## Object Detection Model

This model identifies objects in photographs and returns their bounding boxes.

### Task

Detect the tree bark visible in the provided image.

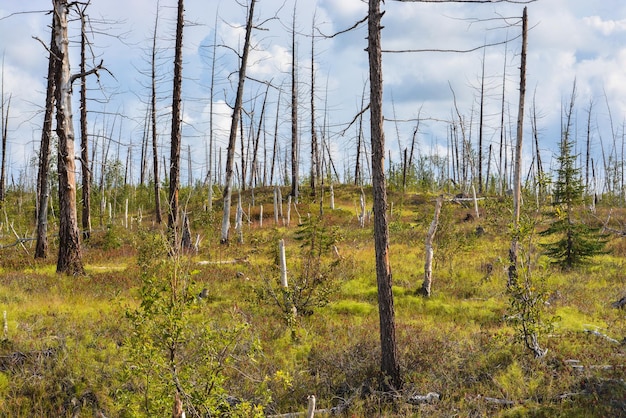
[508,6,527,287]
[221,0,256,243]
[35,15,57,259]
[53,0,84,275]
[79,5,92,240]
[368,0,401,390]
[0,63,8,203]
[310,15,320,196]
[290,4,299,201]
[168,0,184,251]
[151,3,163,224]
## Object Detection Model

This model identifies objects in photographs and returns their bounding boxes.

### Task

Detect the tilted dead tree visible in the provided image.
[221,0,256,244]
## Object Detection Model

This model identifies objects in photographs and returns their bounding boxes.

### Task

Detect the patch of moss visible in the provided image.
[330,300,375,316]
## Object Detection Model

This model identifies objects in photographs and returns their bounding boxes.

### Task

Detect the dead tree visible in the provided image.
[368,0,401,390]
[151,2,163,223]
[77,3,92,240]
[0,61,8,203]
[221,0,256,244]
[35,14,57,259]
[53,0,94,275]
[310,13,321,196]
[290,2,299,201]
[508,6,527,287]
[168,0,184,251]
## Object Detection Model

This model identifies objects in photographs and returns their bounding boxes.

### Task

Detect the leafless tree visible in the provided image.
[290,2,299,201]
[0,57,9,203]
[35,14,57,259]
[221,0,256,244]
[368,0,401,390]
[168,0,184,251]
[151,2,163,224]
[77,2,92,240]
[508,6,528,287]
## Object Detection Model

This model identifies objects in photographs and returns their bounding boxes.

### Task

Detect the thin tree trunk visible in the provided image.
[221,0,256,243]
[270,88,281,186]
[478,48,486,194]
[508,6,527,287]
[168,0,184,251]
[35,15,57,259]
[290,4,299,201]
[310,14,320,196]
[585,100,593,194]
[0,59,8,203]
[151,2,163,223]
[79,6,92,240]
[499,42,508,195]
[368,0,401,390]
[53,0,84,275]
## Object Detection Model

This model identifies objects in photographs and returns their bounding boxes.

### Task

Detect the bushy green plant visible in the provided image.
[122,229,266,417]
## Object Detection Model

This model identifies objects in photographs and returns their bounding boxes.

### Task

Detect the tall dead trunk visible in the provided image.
[221,0,256,243]
[585,100,593,194]
[309,14,320,196]
[168,0,184,251]
[368,0,401,390]
[0,60,8,203]
[270,88,281,186]
[250,84,269,189]
[78,5,92,240]
[35,15,57,259]
[53,0,84,275]
[508,6,527,287]
[207,13,218,211]
[151,3,163,224]
[290,4,299,201]
[478,48,486,194]
[499,42,508,195]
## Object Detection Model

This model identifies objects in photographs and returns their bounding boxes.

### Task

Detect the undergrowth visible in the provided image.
[0,185,624,416]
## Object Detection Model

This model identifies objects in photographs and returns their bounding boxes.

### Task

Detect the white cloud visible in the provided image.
[584,16,626,36]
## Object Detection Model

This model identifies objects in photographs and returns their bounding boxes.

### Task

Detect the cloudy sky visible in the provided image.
[1,0,625,189]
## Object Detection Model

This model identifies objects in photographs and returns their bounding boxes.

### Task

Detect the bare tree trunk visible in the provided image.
[0,61,8,203]
[221,0,256,243]
[35,16,57,259]
[151,2,163,223]
[368,0,401,390]
[508,7,527,287]
[499,42,508,195]
[585,100,593,194]
[207,14,218,211]
[478,48,486,194]
[310,14,320,196]
[531,90,543,198]
[250,84,269,189]
[420,196,443,297]
[270,88,281,186]
[290,4,299,202]
[168,0,184,251]
[78,5,92,240]
[53,0,84,275]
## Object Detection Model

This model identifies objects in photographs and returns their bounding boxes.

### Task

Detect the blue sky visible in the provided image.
[1,0,625,190]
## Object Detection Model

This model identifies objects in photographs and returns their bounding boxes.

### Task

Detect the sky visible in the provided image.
[1,0,626,190]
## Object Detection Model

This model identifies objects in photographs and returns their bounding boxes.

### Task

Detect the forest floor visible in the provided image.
[0,185,624,417]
